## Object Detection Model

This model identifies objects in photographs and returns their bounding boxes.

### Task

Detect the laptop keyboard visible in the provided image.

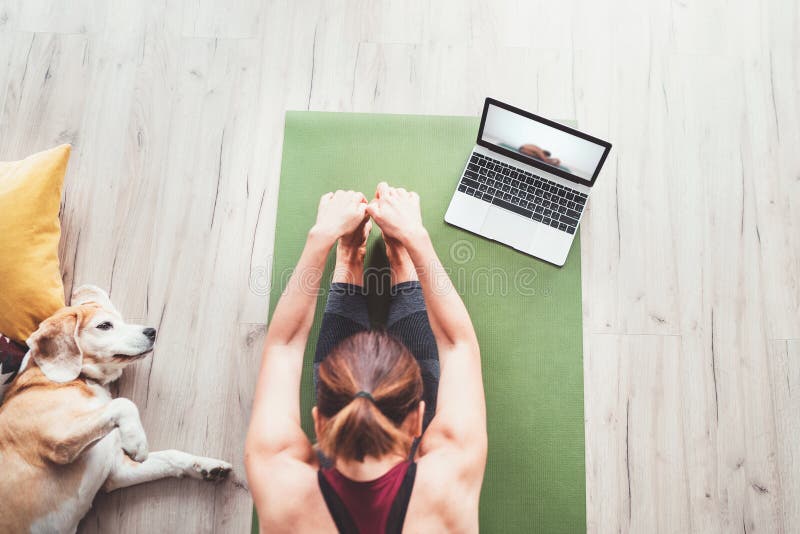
[458,153,587,234]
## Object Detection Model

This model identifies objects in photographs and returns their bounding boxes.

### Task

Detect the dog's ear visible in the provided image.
[26,308,84,383]
[71,285,120,315]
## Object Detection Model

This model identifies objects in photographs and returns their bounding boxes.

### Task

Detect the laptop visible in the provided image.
[445,98,612,266]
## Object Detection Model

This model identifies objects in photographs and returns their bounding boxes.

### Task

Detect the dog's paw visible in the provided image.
[110,398,149,462]
[188,457,233,483]
[120,426,149,462]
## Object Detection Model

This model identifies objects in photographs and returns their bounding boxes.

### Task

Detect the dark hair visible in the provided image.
[316,331,423,462]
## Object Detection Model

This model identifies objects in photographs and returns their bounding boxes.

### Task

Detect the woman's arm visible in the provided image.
[245,230,334,463]
[404,231,486,462]
[367,184,487,470]
[245,191,367,467]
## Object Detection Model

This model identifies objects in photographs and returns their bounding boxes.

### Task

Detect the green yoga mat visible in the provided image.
[256,111,585,533]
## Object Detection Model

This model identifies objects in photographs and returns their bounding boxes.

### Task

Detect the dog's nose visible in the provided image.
[143,328,157,341]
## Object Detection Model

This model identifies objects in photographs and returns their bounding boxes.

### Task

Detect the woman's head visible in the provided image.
[313,331,424,463]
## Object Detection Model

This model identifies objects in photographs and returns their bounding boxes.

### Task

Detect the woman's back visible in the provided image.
[253,445,482,533]
[246,185,486,533]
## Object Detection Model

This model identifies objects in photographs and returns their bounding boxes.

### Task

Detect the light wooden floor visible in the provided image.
[0,1,797,532]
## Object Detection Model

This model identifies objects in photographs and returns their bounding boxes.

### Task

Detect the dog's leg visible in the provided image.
[42,397,147,464]
[103,449,232,491]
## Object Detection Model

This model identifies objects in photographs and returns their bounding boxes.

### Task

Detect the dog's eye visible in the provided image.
[96,322,113,330]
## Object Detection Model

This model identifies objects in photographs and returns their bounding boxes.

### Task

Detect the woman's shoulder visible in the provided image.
[407,454,482,532]
[415,437,486,491]
[250,455,336,532]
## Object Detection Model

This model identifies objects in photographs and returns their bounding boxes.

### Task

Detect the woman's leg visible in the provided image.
[384,237,440,431]
[313,220,372,390]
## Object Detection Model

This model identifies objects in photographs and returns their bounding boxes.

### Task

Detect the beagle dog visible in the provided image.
[0,286,232,533]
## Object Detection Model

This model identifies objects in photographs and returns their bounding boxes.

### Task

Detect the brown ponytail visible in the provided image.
[316,331,423,462]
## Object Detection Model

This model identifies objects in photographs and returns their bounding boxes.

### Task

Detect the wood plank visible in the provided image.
[16,0,107,34]
[584,334,694,533]
[0,32,91,158]
[767,339,800,533]
[181,0,263,39]
[585,331,792,533]
[0,0,19,32]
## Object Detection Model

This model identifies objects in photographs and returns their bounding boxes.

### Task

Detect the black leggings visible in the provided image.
[313,281,440,430]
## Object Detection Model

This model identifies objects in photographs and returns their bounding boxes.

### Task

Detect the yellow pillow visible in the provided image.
[0,145,70,343]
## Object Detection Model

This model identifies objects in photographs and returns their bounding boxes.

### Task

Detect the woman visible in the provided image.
[245,182,487,533]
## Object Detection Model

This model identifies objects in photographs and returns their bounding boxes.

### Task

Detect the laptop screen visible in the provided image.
[477,98,611,186]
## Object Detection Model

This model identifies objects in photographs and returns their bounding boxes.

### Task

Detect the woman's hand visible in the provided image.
[310,190,368,244]
[366,182,426,245]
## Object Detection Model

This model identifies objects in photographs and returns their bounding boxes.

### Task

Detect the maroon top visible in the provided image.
[320,461,413,533]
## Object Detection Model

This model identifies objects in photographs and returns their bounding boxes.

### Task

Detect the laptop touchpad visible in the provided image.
[480,208,533,249]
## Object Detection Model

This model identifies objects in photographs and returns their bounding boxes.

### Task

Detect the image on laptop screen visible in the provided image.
[481,103,606,181]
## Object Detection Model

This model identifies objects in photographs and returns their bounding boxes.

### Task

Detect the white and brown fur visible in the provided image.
[0,286,232,534]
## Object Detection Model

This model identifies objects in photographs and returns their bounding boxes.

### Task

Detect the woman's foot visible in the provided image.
[372,183,418,286]
[332,218,371,285]
[384,234,417,286]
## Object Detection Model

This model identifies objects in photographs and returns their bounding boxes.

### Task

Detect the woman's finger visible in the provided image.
[366,200,380,218]
[375,182,390,199]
